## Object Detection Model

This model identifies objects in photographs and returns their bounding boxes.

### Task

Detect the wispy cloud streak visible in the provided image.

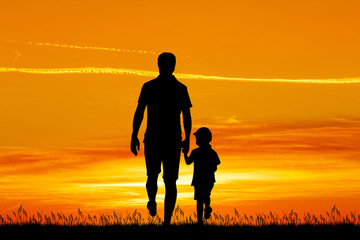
[199,117,360,161]
[27,41,158,55]
[1,67,360,84]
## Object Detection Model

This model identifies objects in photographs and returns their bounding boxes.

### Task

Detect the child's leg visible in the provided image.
[204,184,214,219]
[204,197,212,219]
[204,197,210,209]
[196,200,204,223]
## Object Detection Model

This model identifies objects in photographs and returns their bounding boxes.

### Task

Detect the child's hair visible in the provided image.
[194,127,212,143]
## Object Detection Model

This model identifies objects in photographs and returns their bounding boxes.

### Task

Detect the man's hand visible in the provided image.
[131,136,140,156]
[181,138,190,155]
[131,103,145,156]
[182,107,191,155]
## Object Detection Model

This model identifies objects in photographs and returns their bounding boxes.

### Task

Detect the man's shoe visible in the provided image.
[147,201,157,217]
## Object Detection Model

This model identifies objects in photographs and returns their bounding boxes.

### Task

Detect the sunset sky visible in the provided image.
[1,0,360,216]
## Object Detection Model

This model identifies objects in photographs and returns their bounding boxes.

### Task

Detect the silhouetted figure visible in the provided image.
[184,127,220,225]
[131,52,192,225]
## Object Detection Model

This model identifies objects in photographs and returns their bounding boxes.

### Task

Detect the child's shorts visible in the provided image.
[194,182,214,201]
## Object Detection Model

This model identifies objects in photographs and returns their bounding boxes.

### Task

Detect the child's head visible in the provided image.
[194,127,212,147]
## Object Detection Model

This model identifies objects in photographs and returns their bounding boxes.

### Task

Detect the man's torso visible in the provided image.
[138,75,192,143]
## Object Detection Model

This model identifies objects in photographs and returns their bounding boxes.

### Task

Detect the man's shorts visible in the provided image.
[144,140,181,182]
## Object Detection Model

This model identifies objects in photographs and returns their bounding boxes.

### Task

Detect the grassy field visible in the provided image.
[1,205,359,235]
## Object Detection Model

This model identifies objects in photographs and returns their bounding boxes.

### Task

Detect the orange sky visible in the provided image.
[1,0,360,216]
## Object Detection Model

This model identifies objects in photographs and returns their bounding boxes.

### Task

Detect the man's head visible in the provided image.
[158,52,176,75]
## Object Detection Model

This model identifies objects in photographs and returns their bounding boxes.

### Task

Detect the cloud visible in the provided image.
[195,117,360,162]
[0,145,131,175]
[27,41,159,55]
[1,117,359,177]
[1,67,360,84]
[2,40,360,84]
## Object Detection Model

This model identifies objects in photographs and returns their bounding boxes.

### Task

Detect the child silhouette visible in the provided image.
[184,127,221,224]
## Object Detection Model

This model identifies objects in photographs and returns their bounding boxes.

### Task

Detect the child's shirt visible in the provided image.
[186,144,221,186]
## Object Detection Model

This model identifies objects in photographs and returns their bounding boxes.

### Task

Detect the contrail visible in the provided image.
[1,67,360,84]
[0,67,157,77]
[27,41,158,55]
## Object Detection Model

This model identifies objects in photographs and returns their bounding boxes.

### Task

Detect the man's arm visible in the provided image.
[182,107,192,154]
[131,103,146,156]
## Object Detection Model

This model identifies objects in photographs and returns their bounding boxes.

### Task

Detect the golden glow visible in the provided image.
[1,117,360,214]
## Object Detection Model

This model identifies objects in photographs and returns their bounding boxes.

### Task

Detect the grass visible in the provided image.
[1,204,359,235]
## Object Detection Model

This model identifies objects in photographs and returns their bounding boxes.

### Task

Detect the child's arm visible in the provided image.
[212,151,221,172]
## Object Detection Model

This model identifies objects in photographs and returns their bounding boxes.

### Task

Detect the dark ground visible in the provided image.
[1,224,359,238]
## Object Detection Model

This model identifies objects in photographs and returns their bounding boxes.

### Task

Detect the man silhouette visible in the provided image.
[131,52,192,225]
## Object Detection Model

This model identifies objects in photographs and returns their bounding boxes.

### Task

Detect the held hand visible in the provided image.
[131,136,140,156]
[181,138,190,155]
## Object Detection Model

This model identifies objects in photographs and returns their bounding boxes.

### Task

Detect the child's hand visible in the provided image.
[183,151,192,165]
[181,138,190,155]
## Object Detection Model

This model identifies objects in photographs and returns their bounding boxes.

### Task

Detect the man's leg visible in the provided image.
[162,141,181,225]
[146,174,158,216]
[146,174,158,203]
[144,142,161,217]
[163,179,177,225]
